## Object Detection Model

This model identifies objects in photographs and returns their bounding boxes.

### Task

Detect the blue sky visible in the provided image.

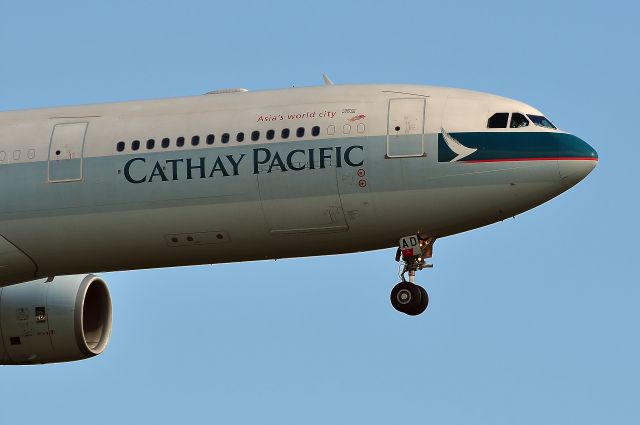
[0,1,637,424]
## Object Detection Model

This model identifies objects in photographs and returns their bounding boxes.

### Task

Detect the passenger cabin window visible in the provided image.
[177,137,185,147]
[312,126,320,137]
[487,113,509,128]
[117,141,125,152]
[132,140,140,151]
[221,133,230,144]
[147,139,155,150]
[206,134,215,145]
[192,135,200,146]
[161,138,170,148]
[251,131,260,141]
[236,132,245,142]
[510,113,529,128]
[281,128,290,139]
[296,127,305,138]
[528,114,557,129]
[266,130,275,140]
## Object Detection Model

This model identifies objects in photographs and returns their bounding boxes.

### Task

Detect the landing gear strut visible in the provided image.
[390,235,436,316]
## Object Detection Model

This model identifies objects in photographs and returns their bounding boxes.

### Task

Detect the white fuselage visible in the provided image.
[0,84,597,287]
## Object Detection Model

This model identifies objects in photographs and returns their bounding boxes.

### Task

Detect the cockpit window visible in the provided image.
[510,113,529,128]
[527,114,557,129]
[487,113,509,128]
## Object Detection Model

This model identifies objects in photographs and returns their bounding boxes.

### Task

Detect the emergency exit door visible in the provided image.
[48,122,88,182]
[387,98,426,158]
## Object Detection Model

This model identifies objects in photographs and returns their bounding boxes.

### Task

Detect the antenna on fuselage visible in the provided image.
[322,73,334,86]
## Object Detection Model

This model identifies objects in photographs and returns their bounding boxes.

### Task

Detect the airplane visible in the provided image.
[0,79,597,365]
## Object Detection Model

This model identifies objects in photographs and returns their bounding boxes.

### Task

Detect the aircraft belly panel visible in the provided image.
[0,234,37,287]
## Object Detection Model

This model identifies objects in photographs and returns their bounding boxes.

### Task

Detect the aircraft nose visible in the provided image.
[557,135,598,189]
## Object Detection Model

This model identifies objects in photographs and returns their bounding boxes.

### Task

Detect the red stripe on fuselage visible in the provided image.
[462,157,598,163]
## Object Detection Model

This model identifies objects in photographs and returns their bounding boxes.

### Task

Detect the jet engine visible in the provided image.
[0,274,112,365]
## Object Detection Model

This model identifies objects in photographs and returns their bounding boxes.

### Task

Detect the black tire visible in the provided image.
[390,282,422,314]
[405,285,428,316]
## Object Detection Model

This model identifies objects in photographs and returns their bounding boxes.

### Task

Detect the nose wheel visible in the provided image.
[391,235,435,316]
[390,282,429,315]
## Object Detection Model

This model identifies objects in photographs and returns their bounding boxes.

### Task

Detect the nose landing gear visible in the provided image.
[390,235,435,316]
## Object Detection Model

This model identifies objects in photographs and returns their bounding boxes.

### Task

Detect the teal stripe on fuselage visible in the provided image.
[0,132,566,220]
[438,132,598,162]
[0,136,373,218]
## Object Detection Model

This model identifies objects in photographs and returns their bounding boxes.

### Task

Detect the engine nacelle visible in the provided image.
[0,274,112,365]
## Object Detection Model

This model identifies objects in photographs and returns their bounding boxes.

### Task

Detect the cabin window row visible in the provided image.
[117,126,321,152]
[0,149,36,162]
[115,123,366,152]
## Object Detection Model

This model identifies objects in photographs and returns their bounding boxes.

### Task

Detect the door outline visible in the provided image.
[258,164,349,236]
[48,122,88,183]
[386,98,426,158]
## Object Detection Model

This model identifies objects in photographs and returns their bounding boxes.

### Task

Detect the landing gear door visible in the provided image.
[48,122,88,183]
[386,98,426,158]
